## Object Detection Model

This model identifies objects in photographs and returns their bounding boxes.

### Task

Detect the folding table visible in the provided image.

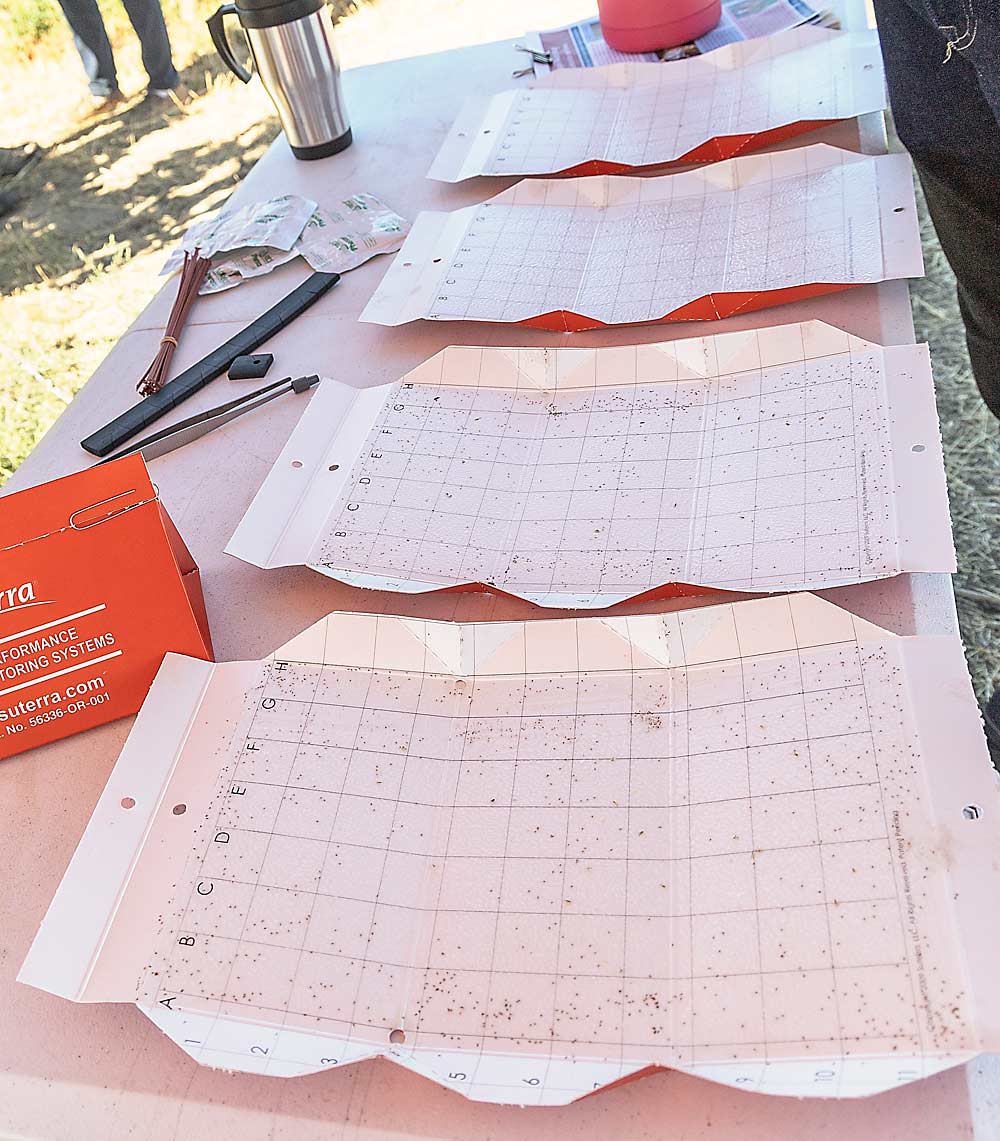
[3,1,997,1135]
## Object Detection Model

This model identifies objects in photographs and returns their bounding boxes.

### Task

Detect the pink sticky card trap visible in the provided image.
[364,145,923,332]
[226,321,955,605]
[18,595,999,1106]
[428,29,885,183]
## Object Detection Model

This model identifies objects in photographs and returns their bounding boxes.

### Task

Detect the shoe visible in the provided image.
[78,89,127,121]
[144,82,192,107]
[984,690,1000,769]
[0,188,21,221]
[0,143,40,178]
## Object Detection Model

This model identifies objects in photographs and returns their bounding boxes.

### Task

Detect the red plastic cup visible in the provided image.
[597,0,723,52]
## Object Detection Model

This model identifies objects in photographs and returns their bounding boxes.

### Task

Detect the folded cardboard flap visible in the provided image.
[542,120,836,179]
[884,344,957,575]
[898,635,1000,1051]
[225,378,385,571]
[160,504,214,659]
[518,282,860,331]
[17,653,217,1001]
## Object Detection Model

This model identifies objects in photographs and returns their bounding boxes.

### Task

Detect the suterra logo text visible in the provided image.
[0,581,42,615]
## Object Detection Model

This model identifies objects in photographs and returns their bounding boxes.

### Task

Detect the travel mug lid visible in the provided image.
[234,0,323,27]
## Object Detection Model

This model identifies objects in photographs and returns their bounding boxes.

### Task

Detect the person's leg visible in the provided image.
[0,189,21,222]
[0,144,40,178]
[873,0,1000,417]
[985,691,1000,766]
[120,0,180,93]
[55,0,120,97]
[918,161,1000,417]
[876,0,1000,764]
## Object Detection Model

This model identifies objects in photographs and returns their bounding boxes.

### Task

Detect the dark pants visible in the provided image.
[874,0,1000,418]
[57,0,179,96]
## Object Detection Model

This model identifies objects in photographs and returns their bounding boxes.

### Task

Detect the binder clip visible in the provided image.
[513,43,553,78]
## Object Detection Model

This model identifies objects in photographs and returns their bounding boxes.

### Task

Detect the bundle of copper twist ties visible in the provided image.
[136,249,213,396]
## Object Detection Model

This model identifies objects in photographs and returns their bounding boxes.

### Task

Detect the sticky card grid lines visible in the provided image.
[311,345,897,601]
[482,56,806,175]
[421,161,882,326]
[144,607,942,1102]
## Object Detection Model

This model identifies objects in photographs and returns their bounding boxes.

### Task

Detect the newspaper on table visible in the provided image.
[525,14,661,67]
[695,0,824,52]
[363,145,924,331]
[160,193,410,294]
[431,29,885,182]
[524,0,822,72]
[19,595,1000,1104]
[226,322,955,605]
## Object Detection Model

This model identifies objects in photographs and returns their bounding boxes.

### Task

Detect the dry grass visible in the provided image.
[0,7,283,477]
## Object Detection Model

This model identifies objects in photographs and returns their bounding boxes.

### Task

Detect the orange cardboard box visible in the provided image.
[0,455,213,758]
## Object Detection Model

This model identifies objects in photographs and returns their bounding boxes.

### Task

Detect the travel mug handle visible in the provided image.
[207,4,253,84]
